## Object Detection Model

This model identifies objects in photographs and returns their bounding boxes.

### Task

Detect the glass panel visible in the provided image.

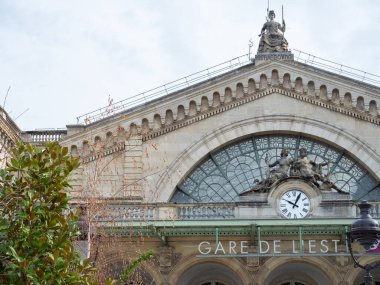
[225,144,241,159]
[171,191,197,203]
[282,137,297,149]
[255,137,269,149]
[239,139,254,153]
[200,159,217,174]
[225,155,258,194]
[172,134,378,203]
[214,150,229,164]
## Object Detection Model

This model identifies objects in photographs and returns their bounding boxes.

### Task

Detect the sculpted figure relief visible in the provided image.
[257,10,288,53]
[245,148,292,193]
[291,148,344,193]
[291,148,328,183]
[267,148,293,181]
[241,147,344,194]
[292,148,328,179]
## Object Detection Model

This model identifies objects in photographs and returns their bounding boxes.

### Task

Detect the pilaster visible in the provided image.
[124,135,143,200]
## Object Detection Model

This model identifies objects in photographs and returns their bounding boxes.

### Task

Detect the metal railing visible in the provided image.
[76,54,252,125]
[76,50,380,126]
[293,49,380,87]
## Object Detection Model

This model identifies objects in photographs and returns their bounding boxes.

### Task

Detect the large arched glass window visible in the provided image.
[171,134,379,203]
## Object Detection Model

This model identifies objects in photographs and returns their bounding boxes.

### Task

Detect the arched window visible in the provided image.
[171,134,379,203]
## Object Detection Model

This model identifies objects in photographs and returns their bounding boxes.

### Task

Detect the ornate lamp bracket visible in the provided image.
[348,201,380,285]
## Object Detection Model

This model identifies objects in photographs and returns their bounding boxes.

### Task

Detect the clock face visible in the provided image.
[279,190,310,219]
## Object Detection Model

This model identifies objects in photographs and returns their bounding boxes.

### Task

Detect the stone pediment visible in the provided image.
[61,59,380,155]
[58,58,380,201]
[142,86,380,142]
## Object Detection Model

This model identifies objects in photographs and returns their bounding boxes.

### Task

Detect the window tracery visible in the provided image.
[171,134,379,203]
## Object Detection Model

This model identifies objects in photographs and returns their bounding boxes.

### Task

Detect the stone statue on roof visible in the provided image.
[257,10,288,53]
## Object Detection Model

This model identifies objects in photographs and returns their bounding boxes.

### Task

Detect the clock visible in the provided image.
[279,189,310,219]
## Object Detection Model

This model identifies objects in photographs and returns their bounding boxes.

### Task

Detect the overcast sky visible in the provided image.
[1,0,379,130]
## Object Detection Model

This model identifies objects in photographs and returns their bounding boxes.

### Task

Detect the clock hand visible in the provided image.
[283,199,299,208]
[293,193,301,209]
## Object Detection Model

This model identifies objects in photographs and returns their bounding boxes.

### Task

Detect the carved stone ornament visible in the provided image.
[159,246,172,271]
[246,245,260,271]
[158,246,181,274]
[257,10,288,53]
[240,148,345,195]
[325,255,352,282]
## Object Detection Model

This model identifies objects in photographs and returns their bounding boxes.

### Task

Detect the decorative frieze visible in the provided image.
[142,86,380,142]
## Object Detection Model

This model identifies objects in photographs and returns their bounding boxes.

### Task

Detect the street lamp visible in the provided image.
[348,201,380,285]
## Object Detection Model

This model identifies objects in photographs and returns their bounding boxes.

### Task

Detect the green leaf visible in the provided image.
[1,142,98,284]
[46,252,55,263]
[62,147,68,156]
[8,246,24,263]
[10,158,19,168]
[0,221,9,231]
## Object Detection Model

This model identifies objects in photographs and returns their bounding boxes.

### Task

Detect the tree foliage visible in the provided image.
[0,142,99,284]
[119,250,154,283]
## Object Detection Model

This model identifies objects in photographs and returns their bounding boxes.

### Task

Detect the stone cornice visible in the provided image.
[80,60,379,131]
[81,143,125,164]
[0,114,21,146]
[256,59,380,95]
[60,59,380,147]
[142,87,380,142]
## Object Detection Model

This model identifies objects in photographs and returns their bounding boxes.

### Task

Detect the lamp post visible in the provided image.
[348,201,380,285]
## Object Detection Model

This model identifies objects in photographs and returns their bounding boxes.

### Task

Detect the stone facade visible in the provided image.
[0,107,21,168]
[22,55,380,284]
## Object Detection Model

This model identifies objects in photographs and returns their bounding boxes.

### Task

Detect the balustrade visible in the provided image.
[177,204,235,220]
[88,204,236,221]
[354,202,380,218]
[76,202,377,222]
[103,205,156,221]
[22,130,67,143]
